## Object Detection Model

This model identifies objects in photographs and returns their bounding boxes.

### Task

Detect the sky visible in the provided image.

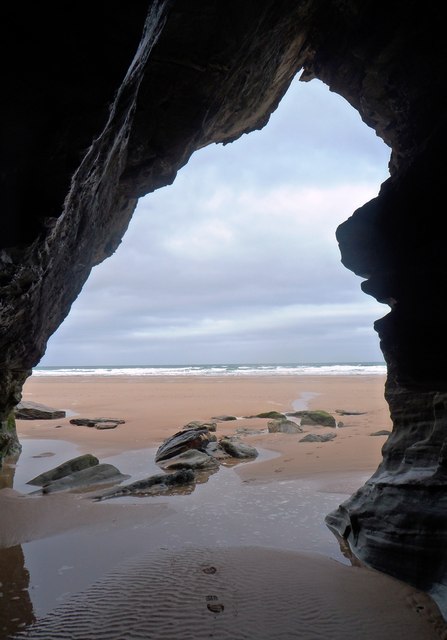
[40,74,391,366]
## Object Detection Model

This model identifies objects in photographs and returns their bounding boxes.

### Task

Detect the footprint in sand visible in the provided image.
[202,566,217,575]
[206,597,225,613]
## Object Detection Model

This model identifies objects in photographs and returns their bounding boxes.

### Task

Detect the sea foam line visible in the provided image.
[31,364,387,377]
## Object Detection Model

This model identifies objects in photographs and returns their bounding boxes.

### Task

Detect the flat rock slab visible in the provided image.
[15,401,66,420]
[299,433,337,443]
[69,417,125,429]
[335,409,368,416]
[210,415,237,421]
[96,469,195,500]
[183,421,217,432]
[370,430,392,436]
[27,453,99,486]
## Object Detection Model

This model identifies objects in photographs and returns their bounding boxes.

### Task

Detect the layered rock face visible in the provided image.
[1,0,447,597]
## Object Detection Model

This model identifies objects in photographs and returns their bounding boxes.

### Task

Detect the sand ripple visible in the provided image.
[13,547,446,640]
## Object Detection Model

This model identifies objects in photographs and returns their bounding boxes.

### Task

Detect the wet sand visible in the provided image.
[2,374,446,639]
[18,374,392,477]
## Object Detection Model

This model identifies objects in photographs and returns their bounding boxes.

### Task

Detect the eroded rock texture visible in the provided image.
[1,0,447,599]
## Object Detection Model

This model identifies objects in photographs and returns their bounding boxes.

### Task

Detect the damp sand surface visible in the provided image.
[1,375,446,639]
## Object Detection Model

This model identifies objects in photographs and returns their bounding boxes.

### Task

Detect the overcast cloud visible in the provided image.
[40,76,391,366]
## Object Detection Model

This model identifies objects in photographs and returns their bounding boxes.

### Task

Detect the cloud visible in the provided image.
[40,77,391,366]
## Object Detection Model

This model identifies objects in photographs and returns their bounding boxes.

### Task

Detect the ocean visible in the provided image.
[31,363,386,377]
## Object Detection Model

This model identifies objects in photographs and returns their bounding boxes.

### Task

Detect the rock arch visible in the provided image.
[2,0,447,597]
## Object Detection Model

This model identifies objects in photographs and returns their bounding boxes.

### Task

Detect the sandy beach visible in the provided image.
[1,374,446,639]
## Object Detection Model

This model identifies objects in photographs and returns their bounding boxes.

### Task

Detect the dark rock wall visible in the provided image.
[2,0,447,597]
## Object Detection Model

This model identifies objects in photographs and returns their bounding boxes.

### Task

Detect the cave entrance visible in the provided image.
[3,73,397,637]
[38,75,390,368]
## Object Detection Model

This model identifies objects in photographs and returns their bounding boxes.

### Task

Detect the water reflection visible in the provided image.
[0,452,20,492]
[0,545,35,638]
[0,440,357,634]
[0,450,34,638]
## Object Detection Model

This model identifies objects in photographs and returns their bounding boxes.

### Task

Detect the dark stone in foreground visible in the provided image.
[41,464,128,494]
[15,401,66,420]
[96,469,195,500]
[27,453,99,486]
[299,433,337,443]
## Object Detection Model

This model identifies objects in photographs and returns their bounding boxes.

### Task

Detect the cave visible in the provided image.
[2,0,447,608]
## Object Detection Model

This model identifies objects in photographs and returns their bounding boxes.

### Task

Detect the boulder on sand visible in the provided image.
[155,427,216,463]
[287,410,336,428]
[15,401,66,420]
[267,419,303,434]
[219,437,258,459]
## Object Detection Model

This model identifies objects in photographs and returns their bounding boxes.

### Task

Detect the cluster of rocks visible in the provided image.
[26,454,129,494]
[95,421,260,500]
[24,406,386,498]
[155,421,258,467]
[253,409,339,443]
[25,419,260,499]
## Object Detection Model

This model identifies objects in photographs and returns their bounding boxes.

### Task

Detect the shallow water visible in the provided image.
[10,547,446,640]
[0,437,365,638]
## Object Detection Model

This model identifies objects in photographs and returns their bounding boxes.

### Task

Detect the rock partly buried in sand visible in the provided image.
[69,417,125,429]
[335,409,367,416]
[267,419,303,434]
[219,437,258,459]
[15,400,66,420]
[183,420,217,432]
[205,441,232,460]
[155,428,216,463]
[96,469,195,500]
[41,464,129,494]
[370,430,392,436]
[27,453,99,486]
[31,451,56,458]
[254,411,285,420]
[235,427,264,435]
[287,410,336,428]
[211,415,237,421]
[158,449,219,471]
[299,433,337,443]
